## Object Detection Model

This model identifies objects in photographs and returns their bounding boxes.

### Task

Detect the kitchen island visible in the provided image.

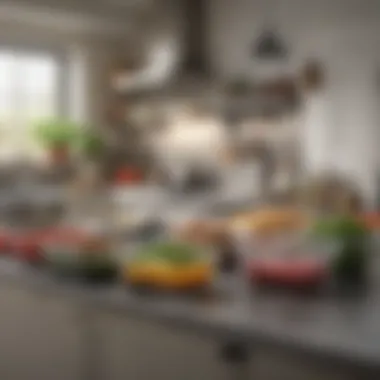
[0,258,378,380]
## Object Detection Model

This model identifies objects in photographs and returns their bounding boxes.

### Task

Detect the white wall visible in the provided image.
[209,0,380,204]
[208,0,380,78]
[0,17,128,127]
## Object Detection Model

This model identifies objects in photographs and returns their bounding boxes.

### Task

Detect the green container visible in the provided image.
[44,245,117,282]
[311,216,370,285]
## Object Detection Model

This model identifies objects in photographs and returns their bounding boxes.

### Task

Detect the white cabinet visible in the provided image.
[0,285,82,380]
[250,348,356,380]
[95,312,229,380]
[0,283,363,380]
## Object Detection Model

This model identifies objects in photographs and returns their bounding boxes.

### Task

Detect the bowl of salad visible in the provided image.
[123,241,214,291]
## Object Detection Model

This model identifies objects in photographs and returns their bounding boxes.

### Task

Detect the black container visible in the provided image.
[333,239,369,287]
[45,249,118,284]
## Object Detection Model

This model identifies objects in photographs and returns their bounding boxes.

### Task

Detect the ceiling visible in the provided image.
[0,0,160,34]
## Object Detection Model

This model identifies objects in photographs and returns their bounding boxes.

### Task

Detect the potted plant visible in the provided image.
[76,128,106,162]
[34,118,80,164]
[74,128,108,187]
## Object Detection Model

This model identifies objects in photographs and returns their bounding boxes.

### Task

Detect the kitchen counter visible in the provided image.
[0,257,379,379]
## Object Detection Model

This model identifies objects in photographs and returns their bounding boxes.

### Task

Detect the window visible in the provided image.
[0,48,63,163]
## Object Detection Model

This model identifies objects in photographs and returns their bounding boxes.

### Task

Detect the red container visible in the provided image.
[114,167,143,185]
[11,228,87,264]
[359,213,380,230]
[0,231,14,254]
[12,237,42,264]
[11,230,51,264]
[249,258,327,288]
[42,228,90,246]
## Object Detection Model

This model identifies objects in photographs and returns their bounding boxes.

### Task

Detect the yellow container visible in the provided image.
[124,261,213,290]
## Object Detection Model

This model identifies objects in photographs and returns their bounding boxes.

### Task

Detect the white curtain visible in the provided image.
[0,49,60,163]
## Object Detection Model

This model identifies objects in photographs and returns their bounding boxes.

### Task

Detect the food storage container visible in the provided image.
[229,208,329,289]
[122,241,214,291]
[44,240,118,282]
[42,230,118,282]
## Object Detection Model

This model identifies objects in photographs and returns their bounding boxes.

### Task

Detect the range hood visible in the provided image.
[113,0,212,94]
[180,0,209,77]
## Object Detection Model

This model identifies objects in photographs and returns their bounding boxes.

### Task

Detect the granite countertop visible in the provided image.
[0,258,380,371]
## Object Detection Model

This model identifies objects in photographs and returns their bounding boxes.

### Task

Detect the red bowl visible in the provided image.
[10,228,73,262]
[0,231,15,254]
[11,236,43,264]
[249,258,327,287]
[12,227,94,264]
[114,168,143,185]
[41,228,90,245]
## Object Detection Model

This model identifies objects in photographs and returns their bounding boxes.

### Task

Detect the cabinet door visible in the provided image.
[250,348,357,380]
[0,285,82,380]
[96,312,229,380]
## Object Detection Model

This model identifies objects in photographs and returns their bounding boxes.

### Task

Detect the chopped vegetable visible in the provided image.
[134,242,205,266]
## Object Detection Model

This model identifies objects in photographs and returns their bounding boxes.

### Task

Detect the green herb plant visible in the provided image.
[135,242,205,266]
[33,118,80,149]
[312,215,370,285]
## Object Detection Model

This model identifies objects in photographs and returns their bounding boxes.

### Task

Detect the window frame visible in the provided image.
[0,42,69,118]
